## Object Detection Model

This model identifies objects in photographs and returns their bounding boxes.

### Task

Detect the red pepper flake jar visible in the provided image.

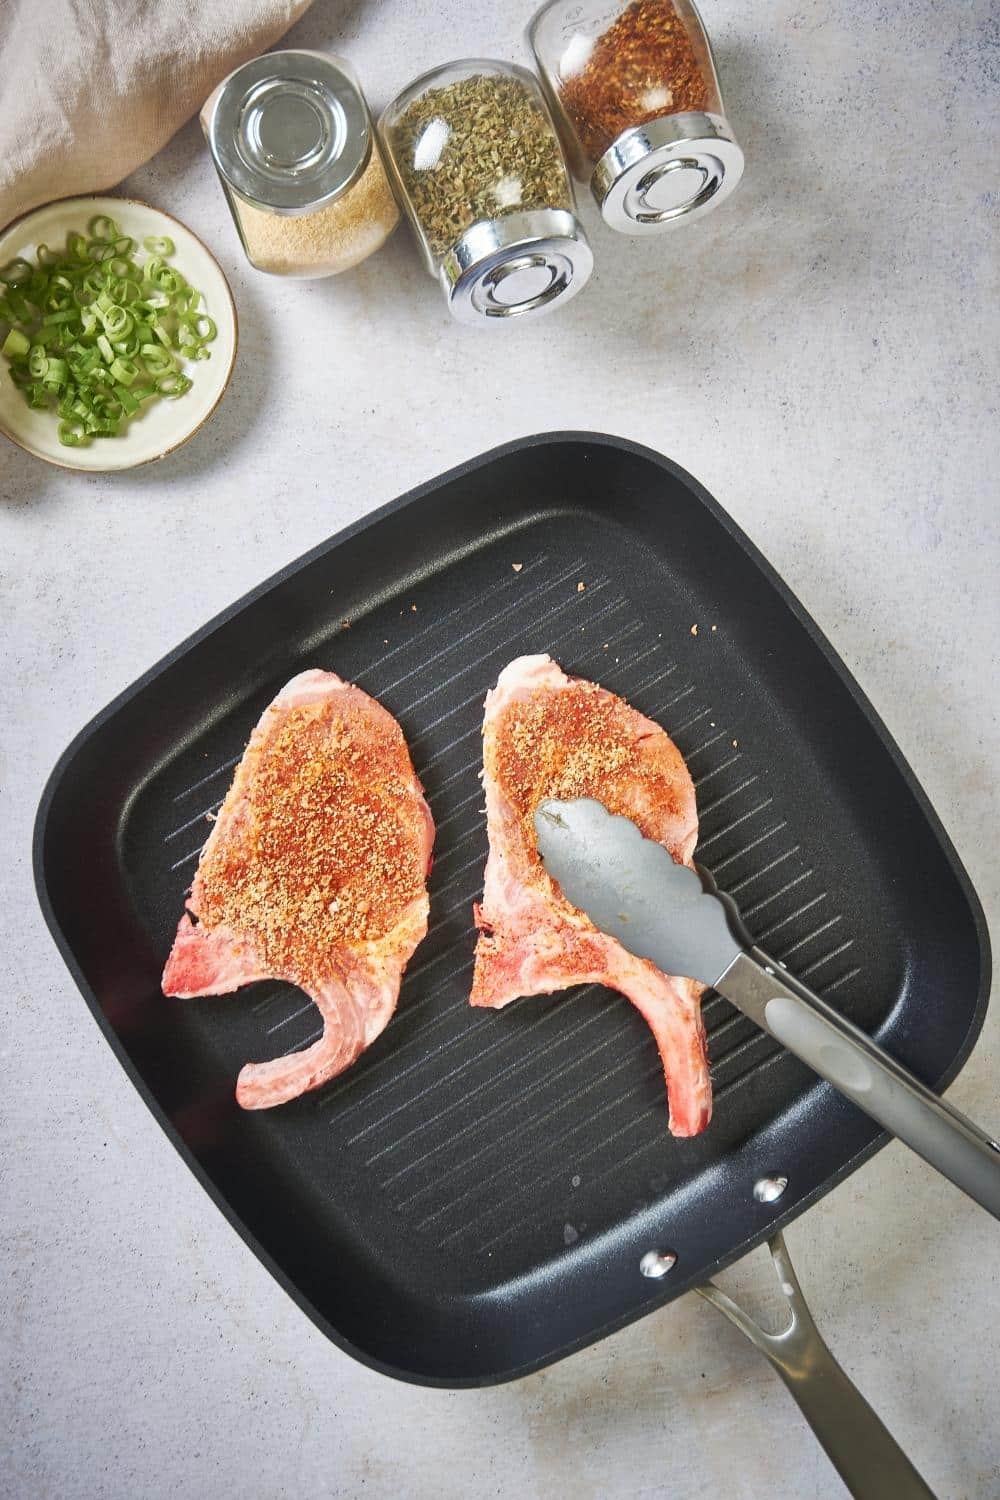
[528,0,743,233]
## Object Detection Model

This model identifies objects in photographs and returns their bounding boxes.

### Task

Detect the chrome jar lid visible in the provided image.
[208,51,371,216]
[440,209,593,324]
[592,112,743,233]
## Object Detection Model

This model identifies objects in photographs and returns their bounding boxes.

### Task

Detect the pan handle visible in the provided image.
[715,949,1000,1220]
[696,1232,937,1500]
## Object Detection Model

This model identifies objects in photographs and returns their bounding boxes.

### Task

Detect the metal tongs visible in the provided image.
[535,796,1000,1499]
[534,797,1000,1220]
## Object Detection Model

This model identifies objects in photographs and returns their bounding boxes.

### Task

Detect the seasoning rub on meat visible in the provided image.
[162,669,433,1110]
[470,654,711,1137]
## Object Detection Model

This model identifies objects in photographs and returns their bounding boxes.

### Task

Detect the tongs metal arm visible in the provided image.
[715,949,1000,1221]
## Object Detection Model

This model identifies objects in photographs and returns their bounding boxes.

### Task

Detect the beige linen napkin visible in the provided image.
[0,0,314,230]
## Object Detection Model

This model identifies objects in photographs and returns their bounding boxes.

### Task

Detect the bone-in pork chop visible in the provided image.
[470,654,711,1137]
[162,669,433,1110]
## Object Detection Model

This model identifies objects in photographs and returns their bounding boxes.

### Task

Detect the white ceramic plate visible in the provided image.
[0,196,237,472]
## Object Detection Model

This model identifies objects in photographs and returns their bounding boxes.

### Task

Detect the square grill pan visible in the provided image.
[35,433,989,1385]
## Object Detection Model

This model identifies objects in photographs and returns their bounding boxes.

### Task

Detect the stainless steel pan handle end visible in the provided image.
[697,1232,937,1500]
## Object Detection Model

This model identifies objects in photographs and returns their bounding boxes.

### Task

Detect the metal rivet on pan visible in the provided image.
[640,1249,677,1279]
[753,1175,789,1204]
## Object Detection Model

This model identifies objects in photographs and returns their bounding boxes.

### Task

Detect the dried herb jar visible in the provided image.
[202,50,398,278]
[378,60,592,323]
[528,0,743,233]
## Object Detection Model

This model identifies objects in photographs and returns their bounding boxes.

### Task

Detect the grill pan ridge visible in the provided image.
[34,433,990,1385]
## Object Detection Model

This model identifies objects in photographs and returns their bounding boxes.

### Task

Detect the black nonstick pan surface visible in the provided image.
[34,433,989,1385]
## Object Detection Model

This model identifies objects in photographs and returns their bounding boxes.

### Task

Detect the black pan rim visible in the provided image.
[33,430,992,1387]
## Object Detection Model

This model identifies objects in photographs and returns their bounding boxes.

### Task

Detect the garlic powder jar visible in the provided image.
[202,50,398,278]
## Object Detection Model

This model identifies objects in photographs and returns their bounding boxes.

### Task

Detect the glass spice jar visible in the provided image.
[378,60,592,324]
[202,50,398,278]
[528,0,743,233]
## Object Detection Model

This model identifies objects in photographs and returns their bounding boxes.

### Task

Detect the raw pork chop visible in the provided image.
[470,654,711,1137]
[162,669,433,1110]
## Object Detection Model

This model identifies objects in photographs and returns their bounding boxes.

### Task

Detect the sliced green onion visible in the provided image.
[1,258,34,286]
[172,285,200,315]
[147,261,184,295]
[139,342,173,374]
[88,214,119,242]
[183,313,217,343]
[155,371,192,397]
[2,327,30,358]
[114,383,140,415]
[110,258,137,283]
[58,418,88,446]
[1,219,211,442]
[100,305,132,339]
[109,356,138,386]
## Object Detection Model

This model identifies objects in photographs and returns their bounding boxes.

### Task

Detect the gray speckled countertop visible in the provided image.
[2,2,999,1496]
